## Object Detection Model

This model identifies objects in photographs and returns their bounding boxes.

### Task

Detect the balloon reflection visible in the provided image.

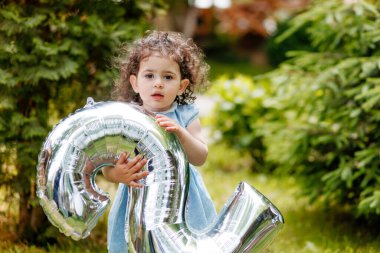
[36,100,284,252]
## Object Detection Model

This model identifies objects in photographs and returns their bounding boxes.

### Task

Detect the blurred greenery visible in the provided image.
[205,74,278,172]
[206,58,266,80]
[265,17,313,67]
[1,0,380,251]
[205,38,270,79]
[0,0,166,244]
[206,0,380,219]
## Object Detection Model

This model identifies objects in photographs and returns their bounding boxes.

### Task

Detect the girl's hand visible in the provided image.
[155,115,208,166]
[102,152,148,188]
[155,114,183,134]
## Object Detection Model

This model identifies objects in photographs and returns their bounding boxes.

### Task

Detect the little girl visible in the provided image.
[102,30,216,253]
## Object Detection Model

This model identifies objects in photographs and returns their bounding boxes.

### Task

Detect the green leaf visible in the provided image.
[0,69,17,87]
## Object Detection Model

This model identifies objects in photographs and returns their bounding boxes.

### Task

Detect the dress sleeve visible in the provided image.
[181,104,199,128]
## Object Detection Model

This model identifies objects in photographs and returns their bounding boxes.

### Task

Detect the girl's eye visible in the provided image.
[164,75,173,80]
[145,74,154,79]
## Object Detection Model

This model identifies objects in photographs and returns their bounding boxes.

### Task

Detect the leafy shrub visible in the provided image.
[265,17,313,67]
[0,0,167,242]
[205,74,279,171]
[267,0,380,217]
[207,0,380,218]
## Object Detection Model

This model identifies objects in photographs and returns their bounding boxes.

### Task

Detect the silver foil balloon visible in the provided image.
[36,99,284,252]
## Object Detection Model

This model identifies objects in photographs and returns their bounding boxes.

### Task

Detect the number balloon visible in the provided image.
[36,99,284,252]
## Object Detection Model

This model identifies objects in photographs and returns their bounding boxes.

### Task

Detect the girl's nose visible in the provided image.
[153,78,164,88]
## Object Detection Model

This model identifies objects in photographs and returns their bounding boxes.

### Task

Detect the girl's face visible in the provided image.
[129,53,189,112]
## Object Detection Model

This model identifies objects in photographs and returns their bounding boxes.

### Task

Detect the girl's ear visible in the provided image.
[129,75,139,93]
[178,79,189,95]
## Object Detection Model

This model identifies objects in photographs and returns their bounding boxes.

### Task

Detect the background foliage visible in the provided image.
[206,74,277,171]
[0,0,166,243]
[207,0,380,218]
[1,0,380,251]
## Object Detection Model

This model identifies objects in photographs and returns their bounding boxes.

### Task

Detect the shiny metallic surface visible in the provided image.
[37,101,187,240]
[36,100,284,251]
[148,182,283,253]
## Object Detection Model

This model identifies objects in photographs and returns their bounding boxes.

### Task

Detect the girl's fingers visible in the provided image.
[157,120,177,129]
[127,171,149,188]
[157,120,171,126]
[139,171,149,178]
[122,156,147,177]
[165,126,176,132]
[127,155,144,167]
[155,114,166,119]
[132,171,148,180]
[155,115,172,124]
[116,152,129,165]
[130,159,147,173]
[128,181,143,188]
[124,154,141,168]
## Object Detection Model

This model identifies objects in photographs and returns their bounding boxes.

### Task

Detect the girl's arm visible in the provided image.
[155,115,208,166]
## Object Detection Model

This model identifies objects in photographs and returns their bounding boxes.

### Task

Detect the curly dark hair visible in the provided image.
[111,30,210,105]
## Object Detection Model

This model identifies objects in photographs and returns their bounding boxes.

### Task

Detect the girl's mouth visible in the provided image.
[151,93,164,100]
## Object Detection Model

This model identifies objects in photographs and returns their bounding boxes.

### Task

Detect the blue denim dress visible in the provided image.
[107,103,217,253]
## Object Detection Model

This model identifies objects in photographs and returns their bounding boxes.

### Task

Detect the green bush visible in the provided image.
[205,74,280,171]
[0,0,167,243]
[265,17,313,67]
[207,0,380,218]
